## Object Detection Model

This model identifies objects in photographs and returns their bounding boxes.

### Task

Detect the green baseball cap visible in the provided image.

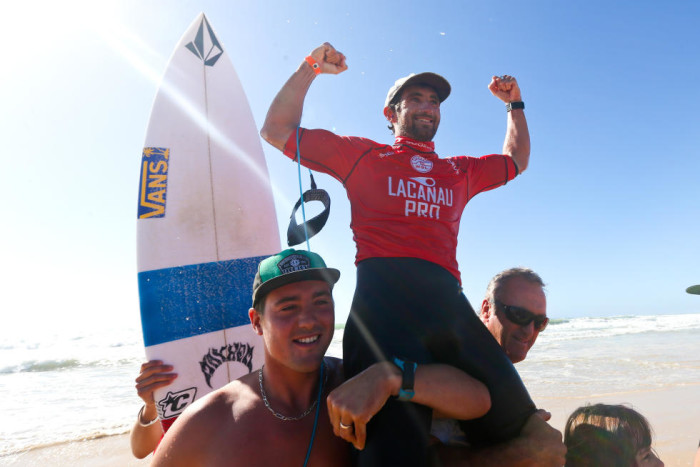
[252,249,340,306]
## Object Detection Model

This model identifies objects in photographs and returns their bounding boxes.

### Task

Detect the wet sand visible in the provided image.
[1,433,151,466]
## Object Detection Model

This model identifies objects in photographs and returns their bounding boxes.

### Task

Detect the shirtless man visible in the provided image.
[137,264,565,466]
[150,249,490,466]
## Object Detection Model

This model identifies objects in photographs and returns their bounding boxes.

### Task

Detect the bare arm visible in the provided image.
[488,75,530,172]
[435,411,567,467]
[150,398,215,467]
[130,360,177,459]
[151,417,200,467]
[327,361,490,450]
[130,405,163,459]
[260,42,347,151]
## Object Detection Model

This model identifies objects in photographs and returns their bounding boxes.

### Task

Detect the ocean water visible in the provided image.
[1,313,699,457]
[517,314,700,398]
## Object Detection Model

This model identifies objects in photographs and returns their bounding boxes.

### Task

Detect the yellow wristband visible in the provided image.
[305,56,322,75]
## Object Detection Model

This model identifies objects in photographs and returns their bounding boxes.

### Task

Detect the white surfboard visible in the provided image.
[136,13,279,426]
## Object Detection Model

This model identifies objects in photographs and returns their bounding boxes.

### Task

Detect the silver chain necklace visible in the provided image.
[259,362,326,421]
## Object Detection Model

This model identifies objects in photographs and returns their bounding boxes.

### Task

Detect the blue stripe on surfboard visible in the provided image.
[138,256,265,346]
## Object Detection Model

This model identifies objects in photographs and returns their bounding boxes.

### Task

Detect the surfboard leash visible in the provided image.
[289,127,331,250]
[295,127,311,251]
[303,360,325,467]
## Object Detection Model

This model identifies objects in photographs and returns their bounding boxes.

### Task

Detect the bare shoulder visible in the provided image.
[191,376,260,425]
[152,378,259,466]
[191,376,255,414]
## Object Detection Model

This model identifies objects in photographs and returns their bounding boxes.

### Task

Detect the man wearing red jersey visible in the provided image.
[261,42,534,466]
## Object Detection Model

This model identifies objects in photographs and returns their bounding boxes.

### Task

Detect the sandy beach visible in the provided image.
[4,383,698,466]
[1,433,154,467]
[537,383,700,466]
[2,433,150,466]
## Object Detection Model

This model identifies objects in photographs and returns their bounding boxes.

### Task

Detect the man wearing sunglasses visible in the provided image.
[480,267,548,364]
[434,267,566,466]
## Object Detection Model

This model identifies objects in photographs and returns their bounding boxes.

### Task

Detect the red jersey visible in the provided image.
[283,129,518,283]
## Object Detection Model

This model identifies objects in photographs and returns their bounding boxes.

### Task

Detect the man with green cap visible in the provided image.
[151,249,490,466]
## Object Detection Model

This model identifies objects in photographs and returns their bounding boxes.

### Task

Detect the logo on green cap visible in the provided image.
[277,254,311,274]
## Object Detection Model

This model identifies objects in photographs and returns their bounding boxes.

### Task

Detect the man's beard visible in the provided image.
[408,125,437,141]
[400,118,438,141]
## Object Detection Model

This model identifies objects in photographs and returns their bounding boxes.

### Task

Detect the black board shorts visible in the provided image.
[343,257,536,466]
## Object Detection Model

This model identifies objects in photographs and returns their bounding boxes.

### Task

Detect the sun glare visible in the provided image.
[94,13,283,203]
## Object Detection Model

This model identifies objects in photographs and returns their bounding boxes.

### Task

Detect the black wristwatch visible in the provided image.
[393,357,417,401]
[506,101,525,112]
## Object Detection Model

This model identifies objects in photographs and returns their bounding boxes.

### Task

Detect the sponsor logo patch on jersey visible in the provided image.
[411,177,436,187]
[447,159,460,174]
[410,155,433,173]
[138,147,169,219]
[158,387,198,419]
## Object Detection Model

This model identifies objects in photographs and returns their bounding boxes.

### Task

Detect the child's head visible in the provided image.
[564,403,663,467]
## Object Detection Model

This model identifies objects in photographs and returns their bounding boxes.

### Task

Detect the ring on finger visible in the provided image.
[339,421,353,430]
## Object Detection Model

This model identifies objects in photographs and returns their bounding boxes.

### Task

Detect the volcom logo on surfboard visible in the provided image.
[138,147,169,219]
[200,342,255,388]
[158,387,197,419]
[185,16,223,67]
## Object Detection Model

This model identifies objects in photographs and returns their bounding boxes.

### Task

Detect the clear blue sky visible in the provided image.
[1,0,699,335]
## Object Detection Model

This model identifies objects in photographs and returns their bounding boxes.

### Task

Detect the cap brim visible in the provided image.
[402,72,451,103]
[386,72,452,108]
[253,268,340,305]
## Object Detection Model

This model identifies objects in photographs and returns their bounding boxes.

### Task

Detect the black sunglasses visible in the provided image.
[495,300,549,332]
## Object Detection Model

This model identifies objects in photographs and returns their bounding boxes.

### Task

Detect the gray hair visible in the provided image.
[485,267,546,304]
